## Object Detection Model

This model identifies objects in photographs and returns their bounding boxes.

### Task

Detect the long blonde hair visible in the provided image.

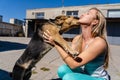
[77,8,109,69]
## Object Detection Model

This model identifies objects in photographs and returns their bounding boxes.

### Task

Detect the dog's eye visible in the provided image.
[58,17,61,19]
[56,16,60,19]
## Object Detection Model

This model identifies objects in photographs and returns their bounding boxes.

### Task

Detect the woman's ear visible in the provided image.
[92,20,98,26]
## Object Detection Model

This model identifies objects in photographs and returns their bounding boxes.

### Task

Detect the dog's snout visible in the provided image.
[76,21,80,24]
[71,20,80,26]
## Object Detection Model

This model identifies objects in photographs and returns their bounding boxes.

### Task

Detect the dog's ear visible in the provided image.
[61,15,68,20]
[74,17,79,19]
[55,15,68,20]
[55,15,61,19]
[49,18,55,22]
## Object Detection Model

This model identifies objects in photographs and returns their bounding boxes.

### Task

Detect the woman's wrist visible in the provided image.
[54,43,57,47]
[63,55,70,61]
[54,43,71,61]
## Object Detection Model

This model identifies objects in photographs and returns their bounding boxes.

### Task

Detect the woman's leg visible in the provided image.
[57,64,105,80]
[63,73,105,80]
[57,64,84,78]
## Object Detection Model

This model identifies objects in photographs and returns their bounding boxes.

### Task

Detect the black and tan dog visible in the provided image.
[12,15,80,80]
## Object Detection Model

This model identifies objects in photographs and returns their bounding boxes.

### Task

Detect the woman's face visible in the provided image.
[79,9,98,25]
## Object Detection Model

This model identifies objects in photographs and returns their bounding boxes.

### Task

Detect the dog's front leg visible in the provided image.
[53,34,83,62]
[53,34,79,58]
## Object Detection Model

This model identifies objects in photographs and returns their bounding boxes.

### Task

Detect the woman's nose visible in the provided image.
[83,12,87,15]
[80,14,84,18]
[81,13,86,16]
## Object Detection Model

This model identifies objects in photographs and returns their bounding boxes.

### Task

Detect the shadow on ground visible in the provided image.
[0,41,27,52]
[0,69,12,80]
[51,78,62,80]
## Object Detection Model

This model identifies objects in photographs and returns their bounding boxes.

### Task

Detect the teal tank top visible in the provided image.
[84,53,105,75]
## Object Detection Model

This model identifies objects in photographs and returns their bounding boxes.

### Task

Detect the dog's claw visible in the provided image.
[72,53,79,58]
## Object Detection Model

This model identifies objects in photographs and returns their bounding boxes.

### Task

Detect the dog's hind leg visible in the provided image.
[23,66,33,80]
[12,58,35,80]
[12,64,25,80]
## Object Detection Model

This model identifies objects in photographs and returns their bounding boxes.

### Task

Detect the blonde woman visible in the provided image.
[43,8,110,80]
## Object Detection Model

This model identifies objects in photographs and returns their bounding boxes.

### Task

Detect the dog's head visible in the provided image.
[50,15,80,34]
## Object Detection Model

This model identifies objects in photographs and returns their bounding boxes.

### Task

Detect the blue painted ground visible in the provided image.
[0,69,12,80]
[0,41,27,52]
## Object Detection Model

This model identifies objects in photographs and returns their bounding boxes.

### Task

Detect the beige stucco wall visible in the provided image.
[0,22,23,36]
[25,3,120,38]
[26,3,120,19]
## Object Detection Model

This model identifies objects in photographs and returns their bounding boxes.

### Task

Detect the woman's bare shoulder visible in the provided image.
[93,37,107,49]
[95,37,106,43]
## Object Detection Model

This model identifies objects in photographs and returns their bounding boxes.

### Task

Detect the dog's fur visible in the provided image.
[12,15,80,80]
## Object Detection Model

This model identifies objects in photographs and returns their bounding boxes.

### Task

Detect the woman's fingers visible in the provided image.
[44,39,50,43]
[43,32,48,39]
[46,30,51,36]
[43,30,53,41]
[43,30,50,37]
[43,30,55,46]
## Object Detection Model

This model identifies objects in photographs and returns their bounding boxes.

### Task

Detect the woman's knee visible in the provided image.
[63,73,76,80]
[57,64,72,78]
[63,74,70,80]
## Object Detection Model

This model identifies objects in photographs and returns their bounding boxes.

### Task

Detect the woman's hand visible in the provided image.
[43,30,56,46]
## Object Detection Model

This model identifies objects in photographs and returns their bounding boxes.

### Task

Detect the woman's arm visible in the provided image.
[55,37,107,69]
[53,35,82,69]
[43,31,107,69]
[54,42,83,69]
